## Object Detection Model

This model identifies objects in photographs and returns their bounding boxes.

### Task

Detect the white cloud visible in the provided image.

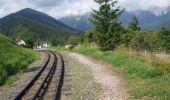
[29,0,62,7]
[0,0,170,19]
[44,0,98,18]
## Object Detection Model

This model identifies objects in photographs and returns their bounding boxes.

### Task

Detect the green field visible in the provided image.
[0,34,39,86]
[53,45,170,100]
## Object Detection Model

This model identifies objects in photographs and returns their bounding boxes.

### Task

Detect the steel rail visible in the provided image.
[53,52,65,100]
[14,51,51,100]
[32,51,57,100]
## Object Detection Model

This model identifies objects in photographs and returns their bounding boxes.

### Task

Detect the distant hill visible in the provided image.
[59,10,170,31]
[0,8,79,42]
[59,13,93,31]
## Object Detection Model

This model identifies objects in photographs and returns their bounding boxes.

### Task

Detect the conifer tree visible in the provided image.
[128,15,141,31]
[90,0,123,51]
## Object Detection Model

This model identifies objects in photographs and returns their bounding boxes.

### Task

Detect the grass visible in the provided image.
[52,44,170,100]
[0,34,39,86]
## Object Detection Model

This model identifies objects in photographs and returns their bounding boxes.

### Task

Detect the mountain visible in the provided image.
[59,10,170,31]
[59,13,93,31]
[119,10,170,29]
[0,8,79,42]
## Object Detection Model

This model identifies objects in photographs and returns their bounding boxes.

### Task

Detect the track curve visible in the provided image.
[14,51,65,100]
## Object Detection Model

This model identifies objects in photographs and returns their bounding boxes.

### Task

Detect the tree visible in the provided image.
[128,15,141,31]
[143,31,159,51]
[67,35,81,45]
[130,32,145,51]
[84,29,98,43]
[120,29,133,47]
[123,16,141,48]
[90,0,123,51]
[157,27,170,52]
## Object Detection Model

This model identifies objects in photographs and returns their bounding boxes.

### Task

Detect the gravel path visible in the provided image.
[68,52,129,100]
[62,53,102,100]
[0,52,47,100]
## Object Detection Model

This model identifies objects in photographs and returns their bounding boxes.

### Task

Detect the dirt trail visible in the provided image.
[68,52,129,100]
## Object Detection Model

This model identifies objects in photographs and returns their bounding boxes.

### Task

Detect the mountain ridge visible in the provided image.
[0,8,79,41]
[59,10,170,31]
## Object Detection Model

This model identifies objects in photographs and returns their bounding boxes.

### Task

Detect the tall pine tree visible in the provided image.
[90,0,123,51]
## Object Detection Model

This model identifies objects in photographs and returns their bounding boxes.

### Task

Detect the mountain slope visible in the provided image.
[59,11,170,31]
[0,8,78,41]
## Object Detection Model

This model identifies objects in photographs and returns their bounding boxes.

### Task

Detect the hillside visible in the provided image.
[59,11,170,31]
[0,34,38,85]
[0,8,79,43]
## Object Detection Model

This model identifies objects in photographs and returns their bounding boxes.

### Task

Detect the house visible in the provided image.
[16,37,26,45]
[36,45,42,49]
[35,42,50,49]
[42,42,49,48]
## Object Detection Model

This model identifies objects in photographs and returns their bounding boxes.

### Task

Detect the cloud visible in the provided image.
[0,0,29,17]
[118,0,170,15]
[29,0,62,7]
[0,0,170,19]
[47,0,98,17]
[0,0,98,18]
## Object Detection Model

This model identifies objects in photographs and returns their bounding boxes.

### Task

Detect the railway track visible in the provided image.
[14,51,65,100]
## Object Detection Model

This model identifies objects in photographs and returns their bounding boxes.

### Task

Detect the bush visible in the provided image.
[67,35,81,45]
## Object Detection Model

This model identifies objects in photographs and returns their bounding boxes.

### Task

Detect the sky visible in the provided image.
[0,0,170,19]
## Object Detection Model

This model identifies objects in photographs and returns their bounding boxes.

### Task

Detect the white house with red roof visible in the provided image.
[16,37,26,45]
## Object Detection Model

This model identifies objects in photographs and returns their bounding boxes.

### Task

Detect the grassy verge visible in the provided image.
[52,45,170,100]
[0,34,39,86]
